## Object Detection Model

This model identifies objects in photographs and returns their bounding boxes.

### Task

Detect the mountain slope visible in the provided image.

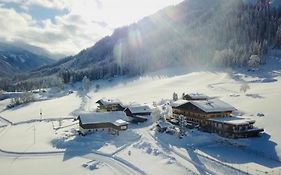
[0,42,55,78]
[34,0,281,83]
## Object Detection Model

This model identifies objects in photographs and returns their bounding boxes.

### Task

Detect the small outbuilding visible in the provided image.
[124,105,151,123]
[78,111,129,135]
[156,118,174,132]
[96,98,125,112]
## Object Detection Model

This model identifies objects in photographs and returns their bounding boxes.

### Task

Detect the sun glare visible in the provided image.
[71,0,183,29]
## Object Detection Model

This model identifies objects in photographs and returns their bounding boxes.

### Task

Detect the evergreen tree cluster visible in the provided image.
[2,0,281,91]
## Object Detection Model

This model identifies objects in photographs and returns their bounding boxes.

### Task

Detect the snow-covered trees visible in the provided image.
[151,107,162,123]
[1,0,281,90]
[248,55,261,68]
[277,25,281,48]
[173,92,178,101]
[10,92,35,106]
[55,77,64,90]
[213,49,235,67]
[82,76,91,91]
[95,84,100,92]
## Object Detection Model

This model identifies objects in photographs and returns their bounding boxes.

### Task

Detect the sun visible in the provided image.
[72,0,183,29]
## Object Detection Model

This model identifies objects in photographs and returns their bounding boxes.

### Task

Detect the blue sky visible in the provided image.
[3,2,68,22]
[0,0,183,58]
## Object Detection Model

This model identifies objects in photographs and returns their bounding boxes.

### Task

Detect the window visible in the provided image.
[121,126,127,130]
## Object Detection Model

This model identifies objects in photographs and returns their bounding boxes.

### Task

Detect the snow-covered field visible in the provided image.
[0,93,81,123]
[1,57,281,175]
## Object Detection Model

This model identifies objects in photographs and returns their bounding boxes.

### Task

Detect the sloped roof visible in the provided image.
[79,111,128,125]
[184,93,209,100]
[96,98,122,106]
[190,99,236,113]
[126,105,151,114]
[171,100,188,108]
[208,116,255,126]
[156,119,173,129]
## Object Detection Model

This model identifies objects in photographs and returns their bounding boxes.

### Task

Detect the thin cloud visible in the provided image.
[0,0,183,58]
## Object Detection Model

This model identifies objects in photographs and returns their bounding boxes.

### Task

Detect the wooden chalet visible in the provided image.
[204,117,264,138]
[96,99,125,112]
[172,99,263,138]
[78,111,129,135]
[182,93,209,101]
[124,105,151,123]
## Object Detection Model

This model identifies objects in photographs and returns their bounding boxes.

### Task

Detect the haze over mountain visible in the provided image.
[1,0,281,91]
[32,0,281,83]
[0,42,55,78]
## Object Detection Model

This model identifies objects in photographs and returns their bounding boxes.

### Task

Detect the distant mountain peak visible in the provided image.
[0,42,55,78]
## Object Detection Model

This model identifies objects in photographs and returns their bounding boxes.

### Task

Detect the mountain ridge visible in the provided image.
[0,42,55,78]
[3,0,281,90]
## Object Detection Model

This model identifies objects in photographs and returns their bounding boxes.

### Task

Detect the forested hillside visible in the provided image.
[2,0,281,91]
[0,42,54,78]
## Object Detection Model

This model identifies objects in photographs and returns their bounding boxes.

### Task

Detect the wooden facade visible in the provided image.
[77,112,129,135]
[173,102,232,125]
[201,118,264,138]
[172,100,263,138]
[124,106,151,123]
[78,118,128,131]
[96,99,125,112]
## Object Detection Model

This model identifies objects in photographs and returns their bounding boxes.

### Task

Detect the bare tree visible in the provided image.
[240,82,250,94]
[82,76,91,91]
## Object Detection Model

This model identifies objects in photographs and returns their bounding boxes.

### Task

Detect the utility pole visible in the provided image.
[40,108,42,120]
[33,125,36,144]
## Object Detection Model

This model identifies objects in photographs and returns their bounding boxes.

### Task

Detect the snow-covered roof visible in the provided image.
[184,93,209,100]
[78,111,128,125]
[208,116,255,126]
[126,105,151,114]
[96,98,122,106]
[190,99,236,113]
[170,100,188,107]
[157,119,173,129]
[115,119,129,125]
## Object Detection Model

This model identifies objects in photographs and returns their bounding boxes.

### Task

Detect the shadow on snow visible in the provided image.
[50,129,140,161]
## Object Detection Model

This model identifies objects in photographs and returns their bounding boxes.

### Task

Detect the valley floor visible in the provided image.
[1,59,281,175]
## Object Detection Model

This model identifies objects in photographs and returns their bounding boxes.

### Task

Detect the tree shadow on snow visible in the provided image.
[198,133,281,169]
[231,57,281,84]
[245,93,264,99]
[50,129,140,161]
[154,130,281,172]
[153,131,213,175]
